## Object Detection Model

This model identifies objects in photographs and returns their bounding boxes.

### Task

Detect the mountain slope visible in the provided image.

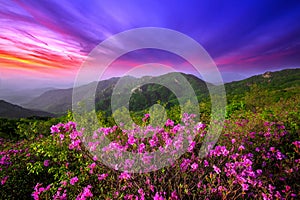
[225,68,300,99]
[0,87,56,105]
[23,68,300,115]
[24,73,210,115]
[23,88,73,114]
[23,78,121,114]
[0,100,54,119]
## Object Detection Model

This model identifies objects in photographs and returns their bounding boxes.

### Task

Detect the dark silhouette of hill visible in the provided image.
[0,100,54,119]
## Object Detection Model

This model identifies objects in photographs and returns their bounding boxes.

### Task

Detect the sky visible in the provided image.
[0,0,300,89]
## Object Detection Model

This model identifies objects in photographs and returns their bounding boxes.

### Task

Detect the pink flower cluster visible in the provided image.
[32,183,51,200]
[1,112,298,199]
[51,122,82,150]
[70,176,79,185]
[76,185,93,200]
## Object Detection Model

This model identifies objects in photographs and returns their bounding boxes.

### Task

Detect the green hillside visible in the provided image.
[0,69,299,199]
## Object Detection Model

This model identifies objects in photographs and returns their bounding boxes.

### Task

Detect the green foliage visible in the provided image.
[226,100,245,118]
[0,117,62,140]
[0,69,299,199]
[0,118,18,139]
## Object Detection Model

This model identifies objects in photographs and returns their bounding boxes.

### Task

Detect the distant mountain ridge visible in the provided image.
[0,100,54,119]
[225,68,300,98]
[22,68,300,115]
[23,73,209,115]
[23,73,208,114]
[23,78,121,114]
[0,87,56,105]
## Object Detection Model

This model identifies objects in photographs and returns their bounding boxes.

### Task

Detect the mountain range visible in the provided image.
[0,68,299,118]
[0,87,56,105]
[22,73,211,115]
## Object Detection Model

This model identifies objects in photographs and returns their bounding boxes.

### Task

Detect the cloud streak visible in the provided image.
[0,0,299,87]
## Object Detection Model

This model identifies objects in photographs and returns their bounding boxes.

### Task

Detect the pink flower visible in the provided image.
[231,139,236,144]
[142,114,150,122]
[32,183,52,200]
[213,165,221,174]
[172,124,182,133]
[114,191,119,198]
[203,160,209,167]
[218,186,226,192]
[119,172,131,180]
[1,176,8,185]
[89,162,97,174]
[70,176,79,185]
[149,139,157,147]
[150,185,154,192]
[89,162,96,169]
[284,185,291,192]
[44,160,50,167]
[165,119,174,127]
[241,183,249,191]
[268,184,276,193]
[45,184,51,191]
[262,193,271,200]
[275,191,282,199]
[76,185,93,200]
[188,141,196,152]
[196,122,206,130]
[276,151,284,160]
[138,188,145,199]
[269,147,276,152]
[173,138,183,150]
[165,138,172,147]
[98,173,108,181]
[159,146,165,153]
[61,181,67,186]
[50,125,60,134]
[138,188,144,195]
[292,141,300,148]
[69,139,81,150]
[238,145,245,151]
[180,158,191,171]
[59,134,65,140]
[127,135,136,145]
[171,190,178,200]
[83,185,93,197]
[191,162,198,171]
[256,169,263,176]
[32,191,39,200]
[153,192,164,200]
[34,183,42,191]
[220,146,229,156]
[138,143,145,153]
[92,131,98,139]
[93,155,98,161]
[69,131,78,140]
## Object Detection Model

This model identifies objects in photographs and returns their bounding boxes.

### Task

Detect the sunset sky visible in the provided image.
[1,0,300,89]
